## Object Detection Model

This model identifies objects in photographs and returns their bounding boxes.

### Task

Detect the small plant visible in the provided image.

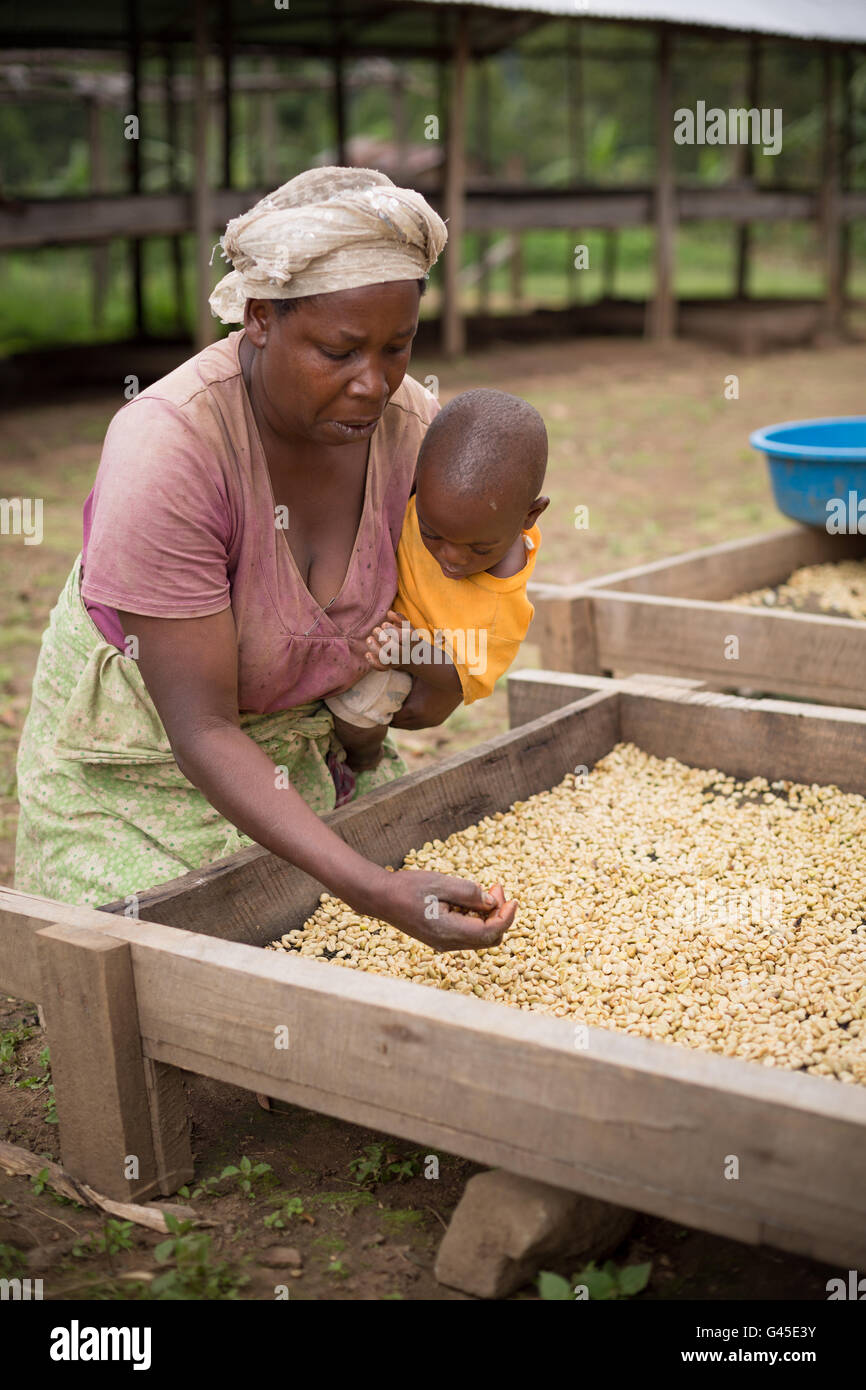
[15,1046,58,1123]
[219,1156,276,1201]
[537,1259,652,1301]
[348,1143,427,1187]
[0,1243,26,1276]
[74,1220,136,1260]
[178,1156,275,1203]
[152,1213,248,1300]
[327,1257,350,1279]
[29,1167,80,1208]
[264,1196,306,1230]
[0,1022,33,1074]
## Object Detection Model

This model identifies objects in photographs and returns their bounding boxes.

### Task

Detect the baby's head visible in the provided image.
[415,388,548,579]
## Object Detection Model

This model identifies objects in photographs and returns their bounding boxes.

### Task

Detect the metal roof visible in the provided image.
[1,0,864,52]
[412,1,866,45]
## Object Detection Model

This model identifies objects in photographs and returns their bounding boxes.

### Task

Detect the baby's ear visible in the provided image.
[524,495,550,529]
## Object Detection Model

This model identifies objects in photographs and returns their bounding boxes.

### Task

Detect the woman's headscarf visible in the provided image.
[209,166,448,324]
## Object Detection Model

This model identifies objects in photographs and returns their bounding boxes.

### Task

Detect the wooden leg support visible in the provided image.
[36,922,193,1201]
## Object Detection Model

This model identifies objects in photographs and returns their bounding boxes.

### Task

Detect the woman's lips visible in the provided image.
[330,418,379,438]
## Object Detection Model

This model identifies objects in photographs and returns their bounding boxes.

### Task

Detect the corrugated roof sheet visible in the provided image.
[411,0,866,45]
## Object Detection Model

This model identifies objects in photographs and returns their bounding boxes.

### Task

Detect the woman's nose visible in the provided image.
[346,358,388,402]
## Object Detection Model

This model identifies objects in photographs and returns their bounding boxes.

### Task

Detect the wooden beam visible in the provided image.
[193,0,215,353]
[3,185,854,253]
[442,7,469,358]
[647,26,676,339]
[35,921,192,1200]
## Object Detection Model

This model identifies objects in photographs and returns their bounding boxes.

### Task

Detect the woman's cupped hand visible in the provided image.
[378,873,516,951]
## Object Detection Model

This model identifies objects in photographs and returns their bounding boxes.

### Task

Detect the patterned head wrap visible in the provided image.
[209,165,448,323]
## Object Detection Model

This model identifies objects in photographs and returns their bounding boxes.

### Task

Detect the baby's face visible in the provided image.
[414,476,523,579]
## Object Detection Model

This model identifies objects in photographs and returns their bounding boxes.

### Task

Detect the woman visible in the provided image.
[15,166,515,950]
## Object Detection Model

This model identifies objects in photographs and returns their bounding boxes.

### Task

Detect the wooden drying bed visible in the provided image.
[529,528,866,706]
[1,673,865,1269]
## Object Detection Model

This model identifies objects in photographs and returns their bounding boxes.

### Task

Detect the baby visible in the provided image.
[326,388,549,775]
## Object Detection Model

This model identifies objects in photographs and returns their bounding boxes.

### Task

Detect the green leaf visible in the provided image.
[618,1261,652,1297]
[154,1239,175,1263]
[537,1270,573,1301]
[577,1261,617,1300]
[220,1165,240,1178]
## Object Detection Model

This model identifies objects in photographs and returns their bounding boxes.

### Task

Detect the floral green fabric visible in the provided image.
[14,554,405,908]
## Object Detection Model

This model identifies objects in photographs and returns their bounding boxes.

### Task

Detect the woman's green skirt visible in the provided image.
[14,555,405,908]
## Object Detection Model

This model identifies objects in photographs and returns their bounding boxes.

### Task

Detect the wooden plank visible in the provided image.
[87,915,866,1268]
[619,683,866,790]
[35,923,173,1201]
[581,528,866,599]
[101,690,623,942]
[591,590,866,706]
[507,670,704,727]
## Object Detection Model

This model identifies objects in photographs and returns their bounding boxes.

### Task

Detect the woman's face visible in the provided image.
[244,280,422,448]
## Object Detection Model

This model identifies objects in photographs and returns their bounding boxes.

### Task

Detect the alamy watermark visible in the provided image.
[674,102,782,157]
[377,625,488,677]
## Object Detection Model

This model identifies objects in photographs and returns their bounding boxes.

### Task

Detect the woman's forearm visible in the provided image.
[173,722,390,913]
[390,676,462,730]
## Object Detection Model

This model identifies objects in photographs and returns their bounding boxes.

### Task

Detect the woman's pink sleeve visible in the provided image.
[81,397,232,619]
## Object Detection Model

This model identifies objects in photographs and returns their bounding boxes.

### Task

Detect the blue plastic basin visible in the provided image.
[749,416,866,528]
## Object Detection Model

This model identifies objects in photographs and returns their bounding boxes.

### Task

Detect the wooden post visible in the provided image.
[392,76,408,182]
[602,230,618,297]
[821,48,843,336]
[477,57,492,314]
[220,0,233,189]
[36,923,193,1200]
[127,0,145,339]
[87,97,110,330]
[331,0,348,165]
[647,26,676,340]
[193,0,215,353]
[565,21,584,306]
[259,56,279,187]
[442,7,469,358]
[734,36,760,299]
[163,44,186,336]
[839,49,854,321]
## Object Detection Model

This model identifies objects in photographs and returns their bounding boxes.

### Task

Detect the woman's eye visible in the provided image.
[321,347,352,360]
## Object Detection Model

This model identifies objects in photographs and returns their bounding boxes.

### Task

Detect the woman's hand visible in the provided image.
[372,874,517,951]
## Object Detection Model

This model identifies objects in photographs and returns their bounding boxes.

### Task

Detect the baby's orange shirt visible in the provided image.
[394,495,541,704]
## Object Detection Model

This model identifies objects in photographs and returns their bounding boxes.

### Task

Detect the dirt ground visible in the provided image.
[2,334,863,1299]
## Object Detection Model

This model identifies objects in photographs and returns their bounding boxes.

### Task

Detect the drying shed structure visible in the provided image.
[1,0,865,357]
